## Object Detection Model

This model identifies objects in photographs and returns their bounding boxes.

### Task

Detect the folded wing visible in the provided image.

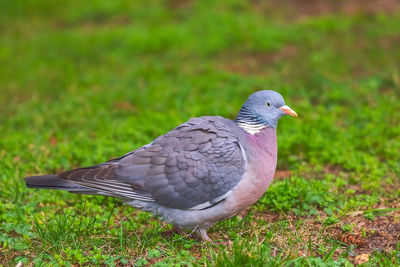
[55,117,246,210]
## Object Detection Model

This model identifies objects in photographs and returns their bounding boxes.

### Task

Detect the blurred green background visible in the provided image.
[1,0,399,265]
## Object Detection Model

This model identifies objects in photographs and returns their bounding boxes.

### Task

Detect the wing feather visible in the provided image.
[57,116,246,210]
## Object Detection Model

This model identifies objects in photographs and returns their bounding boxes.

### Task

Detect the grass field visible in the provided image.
[1,0,400,265]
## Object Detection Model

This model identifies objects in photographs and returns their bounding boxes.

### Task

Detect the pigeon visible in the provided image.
[25,90,297,241]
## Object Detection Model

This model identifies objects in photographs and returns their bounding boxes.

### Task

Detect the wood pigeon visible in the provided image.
[25,90,297,241]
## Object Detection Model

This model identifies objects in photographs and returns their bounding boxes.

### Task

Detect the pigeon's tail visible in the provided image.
[24,175,95,194]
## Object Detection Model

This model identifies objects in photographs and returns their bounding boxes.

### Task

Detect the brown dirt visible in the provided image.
[113,101,138,113]
[219,0,400,77]
[333,215,400,254]
[251,200,400,264]
[274,169,292,180]
[166,0,194,9]
[56,15,131,31]
[338,200,400,253]
[219,44,298,75]
[298,164,351,181]
[256,0,400,21]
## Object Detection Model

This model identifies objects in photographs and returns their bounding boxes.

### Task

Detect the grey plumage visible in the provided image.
[25,90,297,240]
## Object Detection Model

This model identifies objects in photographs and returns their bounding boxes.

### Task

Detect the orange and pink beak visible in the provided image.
[280,105,298,117]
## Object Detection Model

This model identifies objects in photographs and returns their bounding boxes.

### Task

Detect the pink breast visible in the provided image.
[231,128,278,207]
[246,127,277,179]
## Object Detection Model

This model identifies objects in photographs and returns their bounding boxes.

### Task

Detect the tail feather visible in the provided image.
[24,174,95,193]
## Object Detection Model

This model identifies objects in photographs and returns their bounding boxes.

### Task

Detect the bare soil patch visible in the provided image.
[219,44,297,75]
[166,0,194,9]
[252,200,400,264]
[256,0,400,21]
[274,169,292,180]
[333,214,400,254]
[55,15,131,31]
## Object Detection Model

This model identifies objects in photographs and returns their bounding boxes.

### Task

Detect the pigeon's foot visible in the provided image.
[197,228,211,242]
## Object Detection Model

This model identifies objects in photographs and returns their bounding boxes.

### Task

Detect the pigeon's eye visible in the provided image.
[265,101,271,107]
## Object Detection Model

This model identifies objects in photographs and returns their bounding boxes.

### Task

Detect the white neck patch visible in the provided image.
[237,122,266,135]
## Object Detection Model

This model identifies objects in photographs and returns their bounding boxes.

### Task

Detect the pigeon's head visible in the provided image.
[235,90,297,133]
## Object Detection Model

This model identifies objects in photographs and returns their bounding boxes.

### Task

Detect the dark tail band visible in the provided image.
[24,175,94,192]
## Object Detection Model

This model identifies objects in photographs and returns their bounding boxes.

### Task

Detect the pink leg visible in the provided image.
[197,228,211,241]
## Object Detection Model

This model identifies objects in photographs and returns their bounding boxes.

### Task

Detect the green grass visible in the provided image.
[1,0,400,265]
